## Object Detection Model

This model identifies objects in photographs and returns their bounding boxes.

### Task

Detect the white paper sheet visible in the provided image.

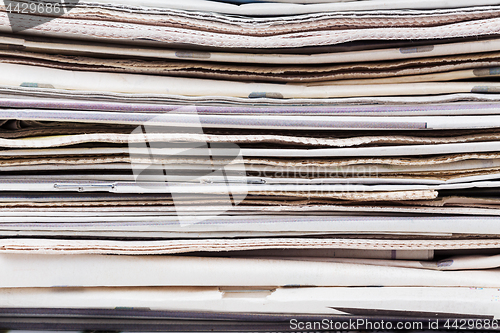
[0,254,499,288]
[0,286,498,317]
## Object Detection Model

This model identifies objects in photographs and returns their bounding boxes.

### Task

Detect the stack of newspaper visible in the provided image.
[1,0,500,327]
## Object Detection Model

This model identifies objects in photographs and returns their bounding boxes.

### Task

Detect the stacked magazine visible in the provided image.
[1,0,500,329]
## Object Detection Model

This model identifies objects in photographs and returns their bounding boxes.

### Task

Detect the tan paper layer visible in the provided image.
[312,68,500,85]
[3,152,500,167]
[4,131,500,148]
[2,13,500,49]
[3,49,500,83]
[1,237,500,254]
[248,190,438,201]
[2,3,500,36]
[6,34,500,66]
[401,197,500,209]
[257,153,500,167]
